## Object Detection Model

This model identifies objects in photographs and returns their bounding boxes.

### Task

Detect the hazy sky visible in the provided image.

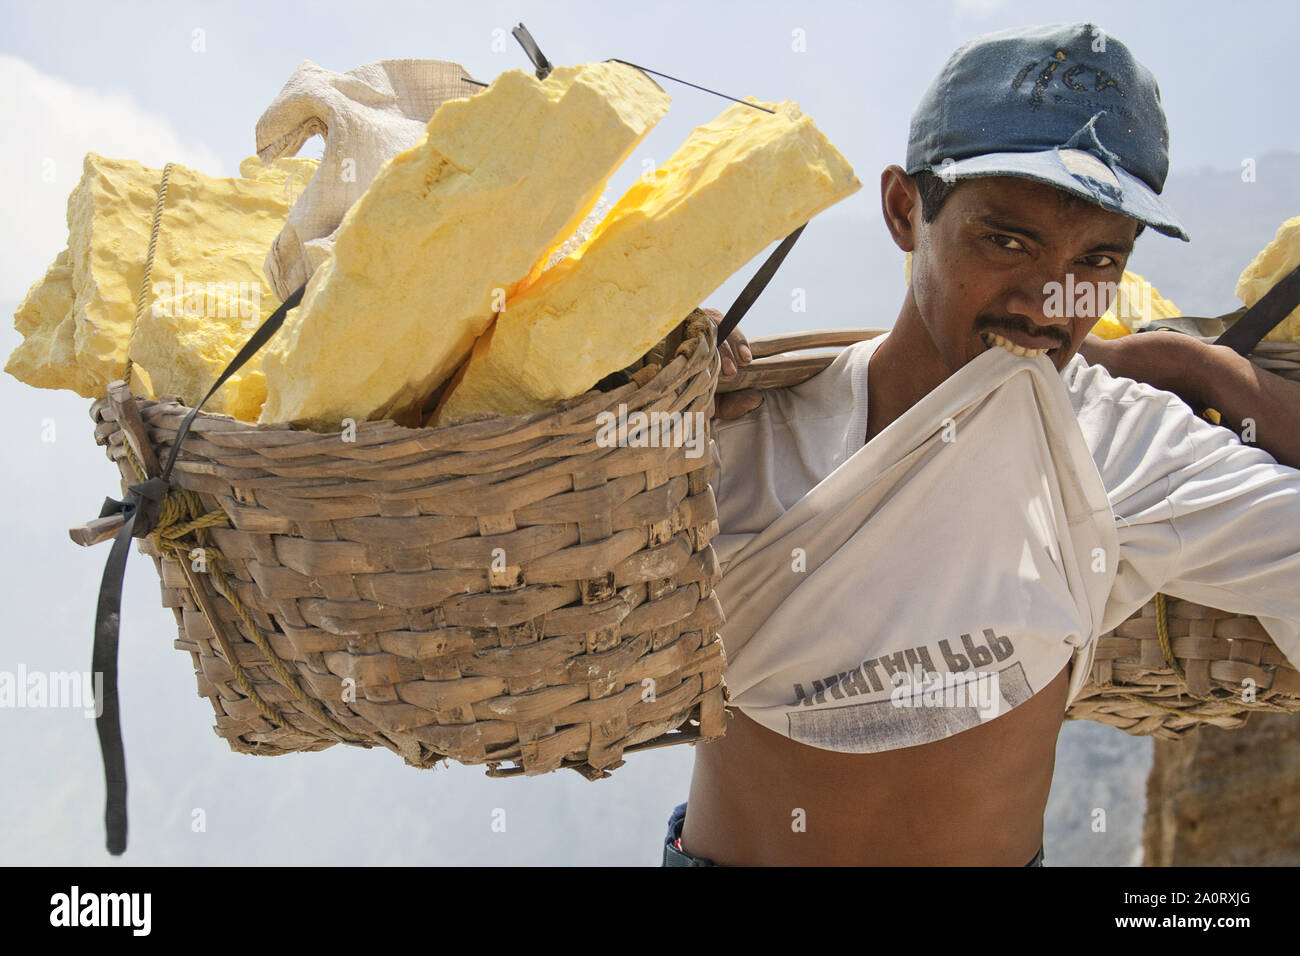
[1,0,1295,866]
[4,0,1299,301]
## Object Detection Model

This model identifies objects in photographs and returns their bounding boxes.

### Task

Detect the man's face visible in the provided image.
[907,175,1138,374]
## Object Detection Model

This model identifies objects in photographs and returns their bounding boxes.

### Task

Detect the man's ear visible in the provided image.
[881,165,920,254]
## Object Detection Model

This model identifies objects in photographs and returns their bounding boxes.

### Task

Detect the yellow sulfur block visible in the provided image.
[1236,215,1300,343]
[257,61,672,430]
[128,156,316,421]
[6,153,315,417]
[61,154,161,394]
[1088,315,1132,340]
[1096,270,1181,335]
[4,249,99,396]
[1033,268,1183,339]
[431,98,861,425]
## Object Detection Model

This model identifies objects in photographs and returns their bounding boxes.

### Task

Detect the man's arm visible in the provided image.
[1076,376,1300,671]
[1137,433,1300,672]
[1079,331,1300,469]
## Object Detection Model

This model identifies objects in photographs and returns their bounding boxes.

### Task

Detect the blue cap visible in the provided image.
[905,22,1189,241]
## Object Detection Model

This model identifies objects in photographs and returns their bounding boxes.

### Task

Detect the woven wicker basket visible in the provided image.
[88,309,728,779]
[721,325,1300,739]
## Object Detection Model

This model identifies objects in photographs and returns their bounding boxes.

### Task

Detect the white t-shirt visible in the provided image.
[710,332,1300,753]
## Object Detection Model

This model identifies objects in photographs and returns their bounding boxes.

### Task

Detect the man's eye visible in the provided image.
[988,233,1025,251]
[1079,254,1119,269]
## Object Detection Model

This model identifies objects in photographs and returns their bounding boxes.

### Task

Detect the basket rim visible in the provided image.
[93,312,721,451]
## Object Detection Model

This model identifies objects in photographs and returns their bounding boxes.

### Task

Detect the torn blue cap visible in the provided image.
[905,22,1189,241]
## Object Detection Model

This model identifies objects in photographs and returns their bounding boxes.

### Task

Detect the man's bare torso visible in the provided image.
[679,661,1070,865]
[682,347,1071,865]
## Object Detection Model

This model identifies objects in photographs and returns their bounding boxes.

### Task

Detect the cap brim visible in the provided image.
[927,149,1189,241]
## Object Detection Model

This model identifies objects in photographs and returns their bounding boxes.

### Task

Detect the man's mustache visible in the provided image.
[977,318,1071,350]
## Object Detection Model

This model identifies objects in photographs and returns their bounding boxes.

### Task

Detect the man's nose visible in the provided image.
[1002,265,1076,333]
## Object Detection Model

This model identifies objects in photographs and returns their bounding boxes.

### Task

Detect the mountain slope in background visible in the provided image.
[1127,150,1300,317]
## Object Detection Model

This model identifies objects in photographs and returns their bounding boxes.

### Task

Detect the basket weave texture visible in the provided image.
[1240,341,1300,383]
[726,326,1300,738]
[91,310,729,778]
[1068,593,1300,739]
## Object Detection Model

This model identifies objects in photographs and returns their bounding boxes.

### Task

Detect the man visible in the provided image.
[665,22,1300,866]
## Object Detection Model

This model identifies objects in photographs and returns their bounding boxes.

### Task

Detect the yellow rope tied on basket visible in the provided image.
[1154,592,1186,684]
[1112,592,1300,721]
[1115,592,1227,717]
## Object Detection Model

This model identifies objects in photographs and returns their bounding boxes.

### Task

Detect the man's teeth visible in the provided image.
[980,330,1050,358]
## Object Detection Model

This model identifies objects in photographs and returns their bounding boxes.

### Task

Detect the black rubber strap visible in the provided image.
[92,477,165,855]
[511,23,552,80]
[90,281,305,855]
[93,507,135,855]
[1213,262,1300,357]
[159,282,306,484]
[716,224,806,346]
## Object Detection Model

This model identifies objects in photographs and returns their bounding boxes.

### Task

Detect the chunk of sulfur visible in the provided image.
[7,156,161,400]
[430,98,861,425]
[1090,270,1182,339]
[5,249,95,395]
[130,156,319,420]
[6,153,316,420]
[1236,215,1300,343]
[256,61,672,430]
